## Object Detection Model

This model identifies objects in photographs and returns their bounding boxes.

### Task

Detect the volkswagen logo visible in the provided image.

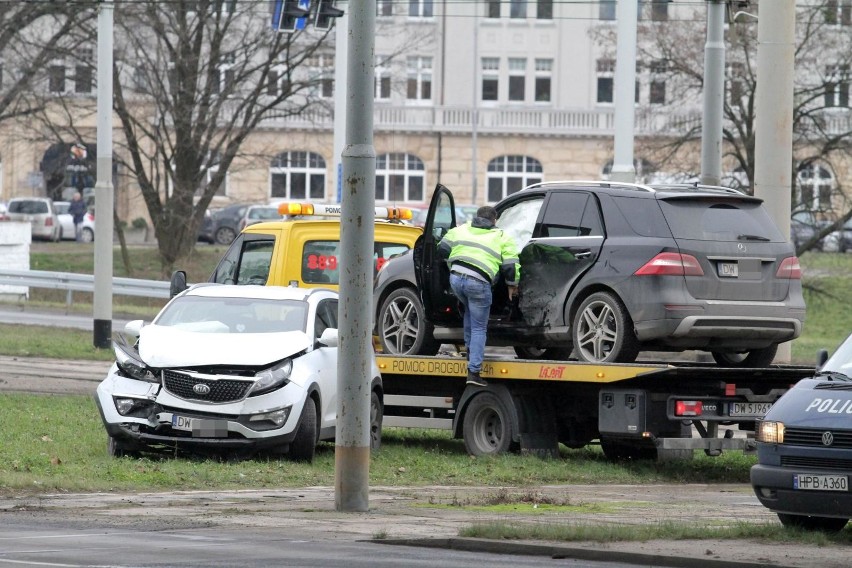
[193,383,211,395]
[822,431,834,446]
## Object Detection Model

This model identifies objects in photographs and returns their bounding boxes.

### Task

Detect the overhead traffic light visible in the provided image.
[314,0,344,30]
[273,0,310,32]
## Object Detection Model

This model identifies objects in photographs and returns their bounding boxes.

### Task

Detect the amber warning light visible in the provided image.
[278,202,412,221]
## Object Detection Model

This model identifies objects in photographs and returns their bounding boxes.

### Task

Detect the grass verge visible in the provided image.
[0,394,757,494]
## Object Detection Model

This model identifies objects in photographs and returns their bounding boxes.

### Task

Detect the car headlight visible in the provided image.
[756,420,785,444]
[113,339,158,383]
[249,359,293,397]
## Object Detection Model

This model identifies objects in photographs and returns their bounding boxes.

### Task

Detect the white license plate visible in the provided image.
[728,402,773,417]
[718,262,739,277]
[794,474,848,491]
[172,414,194,432]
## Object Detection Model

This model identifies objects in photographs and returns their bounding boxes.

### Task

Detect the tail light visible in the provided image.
[45,217,54,227]
[675,400,703,417]
[776,256,802,279]
[634,253,704,276]
[86,212,94,221]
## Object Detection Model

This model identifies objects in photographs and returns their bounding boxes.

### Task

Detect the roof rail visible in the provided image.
[521,180,656,193]
[650,182,748,196]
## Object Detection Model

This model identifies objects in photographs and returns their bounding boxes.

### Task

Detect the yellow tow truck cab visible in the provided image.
[207,202,422,289]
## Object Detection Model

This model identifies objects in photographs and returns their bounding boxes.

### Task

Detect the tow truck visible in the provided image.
[174,201,814,461]
[376,353,814,461]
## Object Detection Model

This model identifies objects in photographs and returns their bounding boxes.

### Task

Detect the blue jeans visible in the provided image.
[449,273,492,374]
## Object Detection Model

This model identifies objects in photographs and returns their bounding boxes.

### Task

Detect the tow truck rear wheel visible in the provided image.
[711,344,778,368]
[777,513,849,532]
[463,392,518,456]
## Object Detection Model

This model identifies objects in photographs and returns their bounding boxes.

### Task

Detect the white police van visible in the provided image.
[751,332,852,531]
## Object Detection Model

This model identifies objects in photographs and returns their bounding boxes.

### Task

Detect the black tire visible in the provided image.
[370,391,383,452]
[513,345,573,360]
[215,226,237,245]
[572,291,639,363]
[289,397,317,462]
[378,287,440,356]
[712,344,778,368]
[80,227,94,243]
[777,513,849,532]
[107,436,139,458]
[462,392,517,456]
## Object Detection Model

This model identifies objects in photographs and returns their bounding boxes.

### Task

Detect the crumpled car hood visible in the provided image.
[137,324,310,368]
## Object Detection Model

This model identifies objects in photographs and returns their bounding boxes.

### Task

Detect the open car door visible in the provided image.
[413,184,461,327]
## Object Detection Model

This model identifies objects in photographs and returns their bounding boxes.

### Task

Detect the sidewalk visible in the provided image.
[2,483,848,568]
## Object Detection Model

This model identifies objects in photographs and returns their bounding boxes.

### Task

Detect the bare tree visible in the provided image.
[591,1,852,253]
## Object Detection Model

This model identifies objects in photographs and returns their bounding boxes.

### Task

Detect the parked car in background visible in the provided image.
[376,182,805,367]
[95,283,384,461]
[197,208,217,244]
[206,203,282,245]
[5,197,60,241]
[822,217,852,253]
[790,210,826,252]
[54,201,96,242]
[751,331,852,532]
[0,202,7,219]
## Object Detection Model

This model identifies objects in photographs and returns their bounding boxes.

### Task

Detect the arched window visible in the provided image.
[270,151,326,200]
[486,155,542,202]
[796,162,834,213]
[375,152,425,202]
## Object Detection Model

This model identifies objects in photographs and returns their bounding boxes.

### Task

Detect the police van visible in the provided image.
[751,332,852,531]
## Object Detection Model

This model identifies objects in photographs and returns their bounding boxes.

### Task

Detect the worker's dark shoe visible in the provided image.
[466,371,487,387]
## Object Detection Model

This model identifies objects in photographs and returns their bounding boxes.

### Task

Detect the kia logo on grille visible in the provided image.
[193,383,211,395]
[822,431,834,446]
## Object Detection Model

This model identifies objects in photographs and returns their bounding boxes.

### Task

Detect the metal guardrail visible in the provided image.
[0,269,170,300]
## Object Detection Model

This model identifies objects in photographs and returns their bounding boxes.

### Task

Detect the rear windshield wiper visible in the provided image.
[737,234,771,242]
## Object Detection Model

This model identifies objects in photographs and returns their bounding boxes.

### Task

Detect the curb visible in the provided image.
[375,538,799,568]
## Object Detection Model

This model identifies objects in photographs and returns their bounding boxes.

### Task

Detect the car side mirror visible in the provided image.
[318,327,339,347]
[170,270,188,298]
[816,348,829,370]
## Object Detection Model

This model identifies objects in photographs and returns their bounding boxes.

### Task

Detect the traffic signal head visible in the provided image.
[314,0,344,30]
[273,0,311,33]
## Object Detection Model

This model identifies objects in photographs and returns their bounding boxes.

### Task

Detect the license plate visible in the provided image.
[794,474,848,491]
[172,414,193,431]
[718,262,739,277]
[171,415,228,437]
[728,402,773,417]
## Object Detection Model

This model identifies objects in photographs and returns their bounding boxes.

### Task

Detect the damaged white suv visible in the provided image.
[95,284,383,461]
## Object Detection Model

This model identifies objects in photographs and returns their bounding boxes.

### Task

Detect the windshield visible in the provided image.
[820,332,852,376]
[155,295,307,334]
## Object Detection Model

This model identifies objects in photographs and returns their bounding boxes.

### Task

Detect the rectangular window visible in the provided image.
[377,0,393,16]
[537,0,552,19]
[727,62,744,106]
[650,80,666,104]
[482,57,499,101]
[408,0,433,18]
[406,56,432,101]
[75,65,93,93]
[825,0,852,25]
[825,65,850,107]
[599,0,616,20]
[510,0,527,19]
[596,59,614,104]
[49,65,65,93]
[651,0,669,22]
[534,58,552,102]
[375,56,391,100]
[487,0,500,18]
[508,58,526,101]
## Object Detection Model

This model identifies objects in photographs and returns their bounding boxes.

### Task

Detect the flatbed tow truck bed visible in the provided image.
[375,354,815,460]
